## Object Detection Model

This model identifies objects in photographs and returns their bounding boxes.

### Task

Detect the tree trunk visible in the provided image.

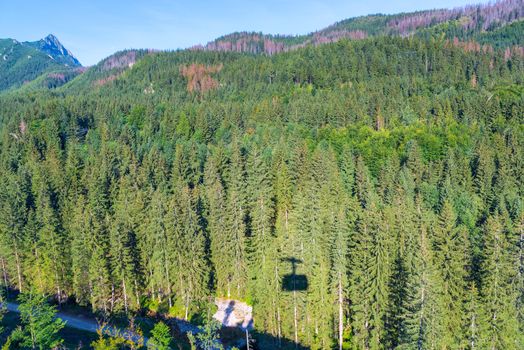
[1,258,9,294]
[275,264,282,344]
[111,283,115,312]
[34,248,44,292]
[418,284,426,350]
[149,263,155,300]
[134,279,141,309]
[185,297,190,321]
[293,289,298,346]
[123,277,129,313]
[55,268,62,304]
[164,248,172,308]
[88,280,94,309]
[101,276,107,314]
[338,275,343,350]
[14,245,22,292]
[470,309,476,350]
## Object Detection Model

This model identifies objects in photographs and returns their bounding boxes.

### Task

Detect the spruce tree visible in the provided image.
[69,194,91,306]
[109,176,142,312]
[0,169,28,293]
[274,157,294,345]
[246,144,278,336]
[16,292,66,349]
[148,321,173,350]
[144,189,172,306]
[32,177,67,303]
[480,215,520,349]
[223,140,248,299]
[169,184,209,319]
[431,200,468,348]
[204,148,230,298]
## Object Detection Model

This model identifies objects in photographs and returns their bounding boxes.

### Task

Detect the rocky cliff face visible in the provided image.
[25,34,81,67]
[213,298,254,330]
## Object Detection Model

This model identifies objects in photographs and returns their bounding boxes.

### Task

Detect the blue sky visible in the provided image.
[1,0,489,66]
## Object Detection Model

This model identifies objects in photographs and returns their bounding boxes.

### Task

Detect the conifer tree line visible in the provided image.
[0,35,523,349]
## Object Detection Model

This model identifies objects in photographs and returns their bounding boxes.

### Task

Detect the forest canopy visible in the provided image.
[0,11,523,350]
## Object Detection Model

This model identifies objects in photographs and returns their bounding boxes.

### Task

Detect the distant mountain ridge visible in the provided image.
[193,0,523,54]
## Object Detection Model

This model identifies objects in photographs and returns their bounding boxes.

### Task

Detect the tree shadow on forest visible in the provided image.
[249,330,311,350]
[215,257,310,349]
[281,257,308,292]
[240,257,310,349]
[220,327,310,350]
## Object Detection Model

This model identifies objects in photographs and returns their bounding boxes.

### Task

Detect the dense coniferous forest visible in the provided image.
[0,1,524,349]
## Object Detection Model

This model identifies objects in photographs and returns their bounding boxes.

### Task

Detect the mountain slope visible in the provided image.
[59,49,151,92]
[194,0,523,54]
[64,0,523,96]
[4,0,522,94]
[0,34,81,91]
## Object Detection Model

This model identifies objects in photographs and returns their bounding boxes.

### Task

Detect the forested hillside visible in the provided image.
[197,0,523,54]
[0,2,523,350]
[2,0,522,95]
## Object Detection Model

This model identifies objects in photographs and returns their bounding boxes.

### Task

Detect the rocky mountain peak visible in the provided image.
[31,34,81,67]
